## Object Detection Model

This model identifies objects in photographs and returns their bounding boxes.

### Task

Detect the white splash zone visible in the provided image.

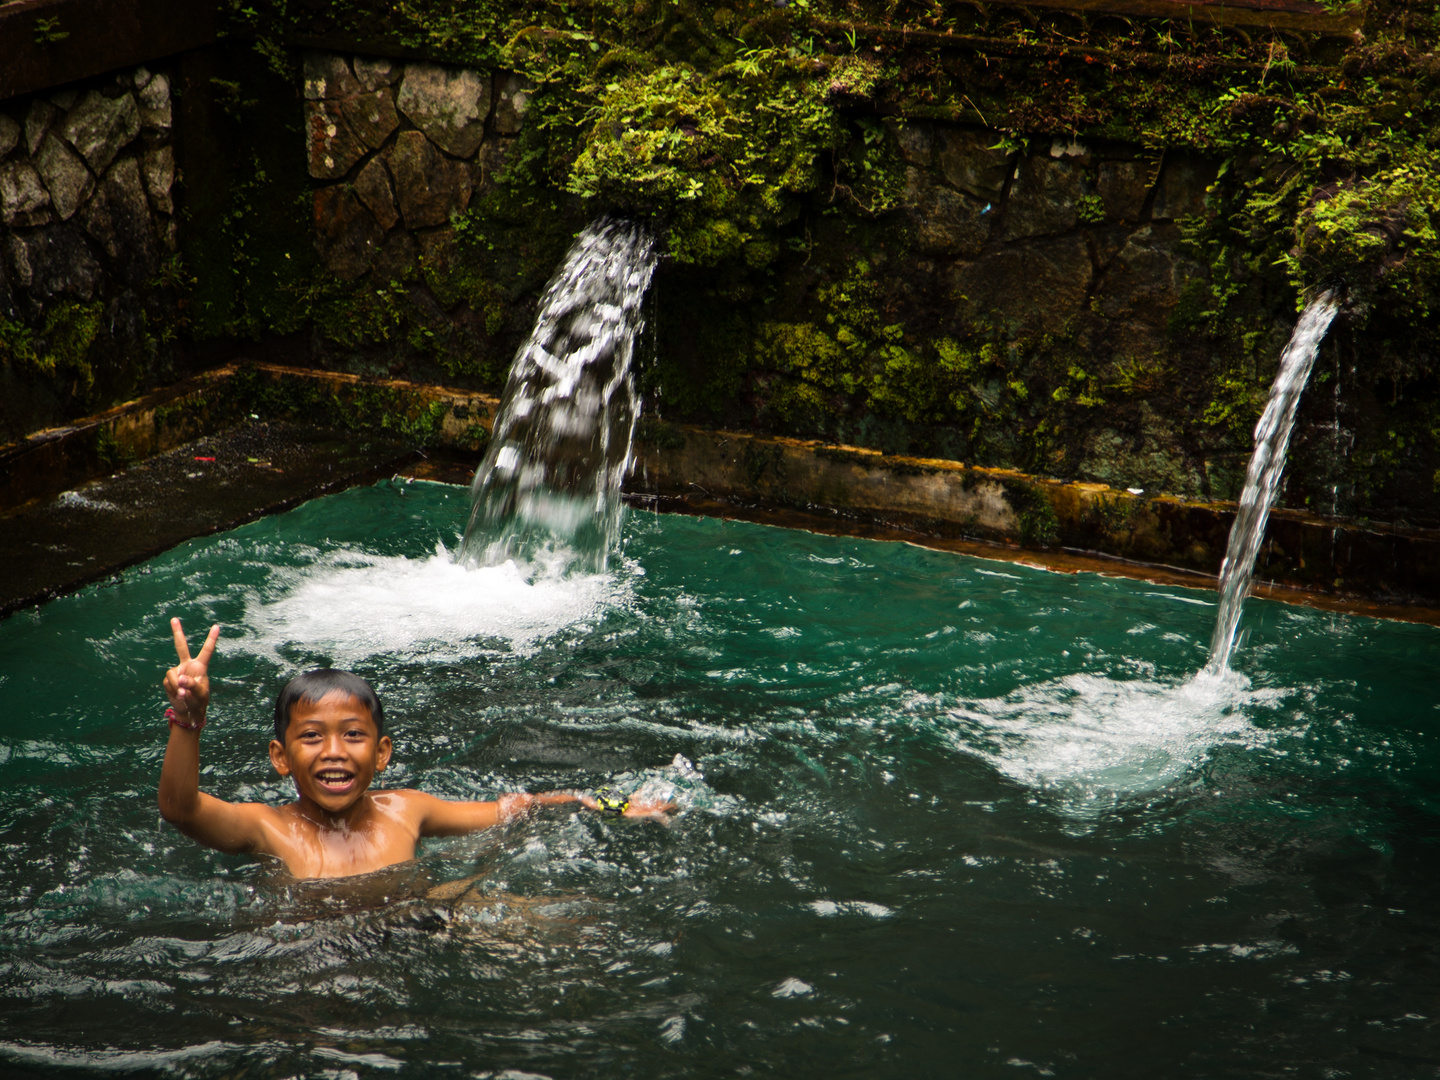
[56,489,118,511]
[942,669,1287,819]
[892,290,1341,813]
[228,542,631,665]
[676,668,1262,823]
[460,218,658,573]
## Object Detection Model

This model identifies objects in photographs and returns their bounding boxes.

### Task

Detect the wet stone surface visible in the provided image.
[0,63,180,440]
[0,421,412,616]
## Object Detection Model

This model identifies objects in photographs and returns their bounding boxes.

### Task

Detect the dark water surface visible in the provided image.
[3,480,1440,1078]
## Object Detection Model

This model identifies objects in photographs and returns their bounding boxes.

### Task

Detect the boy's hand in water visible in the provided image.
[576,793,677,821]
[162,618,220,723]
[621,797,676,821]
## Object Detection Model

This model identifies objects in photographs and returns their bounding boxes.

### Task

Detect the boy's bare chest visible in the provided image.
[266,804,419,879]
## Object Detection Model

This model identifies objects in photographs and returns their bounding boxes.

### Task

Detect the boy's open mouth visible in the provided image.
[315,769,356,792]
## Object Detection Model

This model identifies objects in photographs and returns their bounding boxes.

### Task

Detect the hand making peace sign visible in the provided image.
[162,618,221,723]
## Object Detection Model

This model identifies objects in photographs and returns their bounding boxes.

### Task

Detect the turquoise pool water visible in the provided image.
[3,480,1440,1077]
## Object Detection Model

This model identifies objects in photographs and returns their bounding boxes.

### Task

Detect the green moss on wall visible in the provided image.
[1290,159,1440,327]
[227,365,456,446]
[192,0,1440,524]
[0,300,105,400]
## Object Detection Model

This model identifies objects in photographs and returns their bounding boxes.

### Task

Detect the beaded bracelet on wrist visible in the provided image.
[165,707,205,732]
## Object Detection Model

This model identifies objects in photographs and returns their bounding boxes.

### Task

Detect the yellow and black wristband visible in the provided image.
[594,787,629,815]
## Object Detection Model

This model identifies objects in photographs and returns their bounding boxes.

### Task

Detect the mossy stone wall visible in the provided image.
[0,65,183,443]
[201,0,1440,529]
[5,0,1440,535]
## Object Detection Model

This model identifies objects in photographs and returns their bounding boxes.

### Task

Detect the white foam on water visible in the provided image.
[772,977,814,998]
[56,490,117,511]
[947,668,1281,819]
[808,899,894,919]
[229,544,625,665]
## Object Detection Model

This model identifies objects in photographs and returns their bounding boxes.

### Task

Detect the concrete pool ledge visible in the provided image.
[0,362,495,517]
[625,425,1440,615]
[5,362,1440,623]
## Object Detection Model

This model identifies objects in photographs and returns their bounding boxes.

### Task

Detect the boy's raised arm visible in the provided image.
[157,618,275,854]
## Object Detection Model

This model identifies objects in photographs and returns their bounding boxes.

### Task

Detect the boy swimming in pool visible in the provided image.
[158,618,667,880]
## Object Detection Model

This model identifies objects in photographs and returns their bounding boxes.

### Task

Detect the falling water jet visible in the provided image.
[1205,289,1342,673]
[458,218,658,574]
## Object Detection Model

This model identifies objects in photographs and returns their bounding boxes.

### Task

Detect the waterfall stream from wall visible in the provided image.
[1205,289,1341,673]
[458,218,657,574]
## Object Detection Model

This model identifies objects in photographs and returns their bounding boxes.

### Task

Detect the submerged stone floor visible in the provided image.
[0,421,414,617]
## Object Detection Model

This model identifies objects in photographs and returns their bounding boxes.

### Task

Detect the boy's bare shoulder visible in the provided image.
[362,789,448,830]
[370,788,438,808]
[173,793,293,857]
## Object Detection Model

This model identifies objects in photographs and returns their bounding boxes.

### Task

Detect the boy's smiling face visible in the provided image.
[269,691,393,817]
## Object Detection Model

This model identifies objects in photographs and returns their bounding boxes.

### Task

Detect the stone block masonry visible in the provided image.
[0,64,180,441]
[786,119,1229,503]
[304,49,1216,350]
[302,51,1244,506]
[304,52,529,284]
[894,124,1214,361]
[2,69,176,286]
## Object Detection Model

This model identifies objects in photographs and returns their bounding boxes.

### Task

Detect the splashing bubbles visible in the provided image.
[671,753,702,780]
[231,543,625,665]
[948,668,1275,820]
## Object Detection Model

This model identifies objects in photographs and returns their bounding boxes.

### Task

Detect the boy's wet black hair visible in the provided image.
[273,669,385,743]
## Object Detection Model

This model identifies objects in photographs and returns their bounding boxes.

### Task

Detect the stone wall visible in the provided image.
[300,49,1240,498]
[303,52,530,287]
[3,3,1434,538]
[0,66,179,442]
[0,44,1363,524]
[897,127,1215,359]
[302,48,1216,341]
[882,126,1236,496]
[0,46,1293,519]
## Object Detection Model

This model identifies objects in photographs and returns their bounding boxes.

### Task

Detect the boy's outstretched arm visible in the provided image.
[411,789,673,837]
[157,618,274,854]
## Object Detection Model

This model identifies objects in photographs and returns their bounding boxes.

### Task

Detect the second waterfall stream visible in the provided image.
[1205,289,1342,672]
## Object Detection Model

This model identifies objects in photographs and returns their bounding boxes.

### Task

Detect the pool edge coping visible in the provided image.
[7,363,1440,625]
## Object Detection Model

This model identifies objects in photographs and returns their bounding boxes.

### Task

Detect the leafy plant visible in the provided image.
[32,16,68,43]
[1287,159,1440,324]
[1076,193,1105,224]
